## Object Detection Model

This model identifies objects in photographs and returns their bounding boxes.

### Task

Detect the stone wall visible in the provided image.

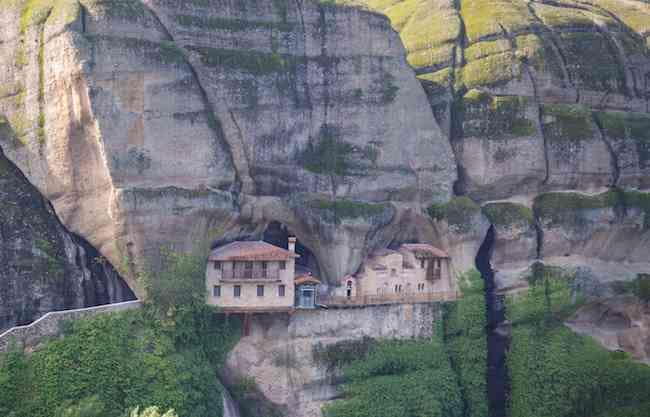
[0,300,142,353]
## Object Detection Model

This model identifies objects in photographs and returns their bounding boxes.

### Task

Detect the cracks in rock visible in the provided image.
[141,1,253,197]
[527,1,580,102]
[499,22,552,186]
[292,0,315,138]
[592,112,621,187]
[317,4,332,125]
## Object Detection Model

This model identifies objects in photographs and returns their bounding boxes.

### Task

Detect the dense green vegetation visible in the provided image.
[322,336,463,417]
[507,272,650,417]
[322,270,487,417]
[0,249,241,417]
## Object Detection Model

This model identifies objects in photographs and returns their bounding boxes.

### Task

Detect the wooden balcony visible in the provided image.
[220,268,280,281]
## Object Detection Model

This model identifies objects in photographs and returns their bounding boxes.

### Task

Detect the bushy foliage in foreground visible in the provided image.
[444,270,488,417]
[507,274,650,417]
[0,249,240,417]
[323,337,463,417]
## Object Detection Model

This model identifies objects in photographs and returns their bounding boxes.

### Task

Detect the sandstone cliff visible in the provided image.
[1,0,650,362]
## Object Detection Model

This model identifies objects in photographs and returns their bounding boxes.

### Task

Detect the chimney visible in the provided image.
[288,237,297,253]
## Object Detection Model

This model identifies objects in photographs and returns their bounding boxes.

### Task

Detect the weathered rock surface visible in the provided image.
[567,295,650,364]
[0,0,456,290]
[221,303,440,417]
[0,145,133,332]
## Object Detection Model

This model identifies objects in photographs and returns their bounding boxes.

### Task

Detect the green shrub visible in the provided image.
[542,104,594,142]
[323,338,463,417]
[507,273,650,417]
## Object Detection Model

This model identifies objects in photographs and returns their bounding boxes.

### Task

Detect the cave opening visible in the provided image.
[475,225,508,417]
[262,221,322,279]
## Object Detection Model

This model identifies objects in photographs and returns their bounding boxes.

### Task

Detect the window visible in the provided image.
[213,285,221,297]
[420,259,425,269]
[436,259,441,268]
[261,261,268,278]
[346,280,353,289]
[394,284,399,293]
[391,268,397,276]
[278,284,286,297]
[234,285,241,297]
[214,261,221,270]
[257,285,265,297]
[244,261,253,278]
[279,261,286,270]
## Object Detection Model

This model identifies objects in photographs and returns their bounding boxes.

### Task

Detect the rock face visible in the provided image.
[1,0,650,371]
[567,295,650,364]
[0,146,134,332]
[0,0,456,291]
[221,303,439,417]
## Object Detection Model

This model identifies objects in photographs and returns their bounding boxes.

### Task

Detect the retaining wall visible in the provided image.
[0,300,142,353]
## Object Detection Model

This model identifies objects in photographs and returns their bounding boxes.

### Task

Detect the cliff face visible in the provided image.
[0,0,649,336]
[0,145,133,332]
[0,0,456,291]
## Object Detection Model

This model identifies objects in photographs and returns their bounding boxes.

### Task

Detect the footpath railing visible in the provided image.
[0,300,142,353]
[319,291,459,307]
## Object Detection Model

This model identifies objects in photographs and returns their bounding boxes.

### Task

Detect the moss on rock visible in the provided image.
[459,91,535,139]
[482,202,534,228]
[428,196,481,232]
[542,104,594,142]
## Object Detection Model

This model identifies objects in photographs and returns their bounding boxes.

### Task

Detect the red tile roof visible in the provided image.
[400,243,449,258]
[208,241,299,261]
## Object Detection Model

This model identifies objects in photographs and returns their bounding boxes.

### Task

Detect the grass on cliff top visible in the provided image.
[507,272,650,417]
[482,202,534,228]
[533,189,650,228]
[428,196,481,233]
[460,0,536,43]
[542,103,594,142]
[455,52,520,91]
[595,111,650,142]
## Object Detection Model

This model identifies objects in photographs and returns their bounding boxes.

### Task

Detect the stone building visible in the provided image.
[205,238,300,312]
[334,244,454,300]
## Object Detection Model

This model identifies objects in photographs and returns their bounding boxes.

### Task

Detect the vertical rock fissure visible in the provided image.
[592,112,621,186]
[141,1,250,195]
[527,2,579,102]
[476,225,508,417]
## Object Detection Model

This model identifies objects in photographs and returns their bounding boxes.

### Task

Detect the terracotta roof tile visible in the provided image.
[208,241,299,261]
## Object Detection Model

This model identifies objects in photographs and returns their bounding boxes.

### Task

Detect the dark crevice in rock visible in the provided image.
[592,112,621,186]
[141,1,247,196]
[0,144,135,331]
[525,63,551,185]
[534,218,545,260]
[476,225,508,417]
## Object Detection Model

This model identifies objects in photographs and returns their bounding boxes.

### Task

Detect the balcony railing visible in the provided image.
[221,268,280,281]
[320,291,459,307]
[427,269,442,281]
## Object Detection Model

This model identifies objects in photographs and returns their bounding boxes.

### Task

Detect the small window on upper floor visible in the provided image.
[278,284,286,297]
[234,285,241,298]
[257,285,265,297]
[420,259,425,269]
[279,261,286,270]
[214,261,221,270]
[436,259,441,268]
[213,285,221,297]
